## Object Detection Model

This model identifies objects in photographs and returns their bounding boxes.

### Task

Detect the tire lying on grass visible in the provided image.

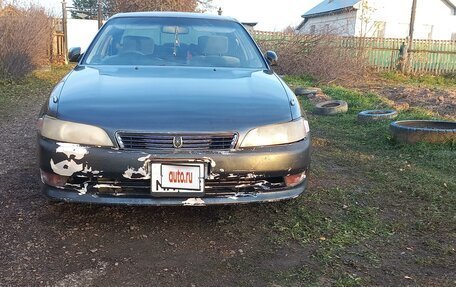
[314,100,349,115]
[358,110,398,123]
[295,87,322,96]
[390,120,456,144]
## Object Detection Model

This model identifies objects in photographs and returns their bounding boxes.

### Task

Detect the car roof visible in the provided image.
[110,11,238,22]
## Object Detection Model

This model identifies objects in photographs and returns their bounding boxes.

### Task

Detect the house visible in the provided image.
[297,0,456,40]
[242,22,258,33]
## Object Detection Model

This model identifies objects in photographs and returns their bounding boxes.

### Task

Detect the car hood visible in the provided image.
[57,66,293,133]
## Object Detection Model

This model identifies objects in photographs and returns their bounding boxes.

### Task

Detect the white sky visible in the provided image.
[35,0,322,31]
[209,0,321,31]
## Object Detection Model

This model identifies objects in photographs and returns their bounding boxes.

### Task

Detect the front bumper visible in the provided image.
[39,136,311,206]
[43,181,307,206]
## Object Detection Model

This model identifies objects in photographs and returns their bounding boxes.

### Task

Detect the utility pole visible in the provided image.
[97,0,102,29]
[62,0,68,64]
[405,0,418,73]
[408,0,418,42]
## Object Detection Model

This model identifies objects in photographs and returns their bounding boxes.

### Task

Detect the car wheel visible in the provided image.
[390,120,456,144]
[314,100,348,115]
[358,110,398,123]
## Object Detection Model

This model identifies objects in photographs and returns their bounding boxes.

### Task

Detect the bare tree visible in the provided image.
[357,0,377,37]
[72,0,213,19]
[0,3,52,79]
[256,32,369,84]
[282,25,297,34]
[107,0,213,14]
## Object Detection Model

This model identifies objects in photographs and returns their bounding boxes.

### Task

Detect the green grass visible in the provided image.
[380,71,456,87]
[282,75,315,88]
[1,67,454,286]
[0,65,71,116]
[270,79,456,286]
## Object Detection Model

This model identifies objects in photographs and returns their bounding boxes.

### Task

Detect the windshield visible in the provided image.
[83,17,266,69]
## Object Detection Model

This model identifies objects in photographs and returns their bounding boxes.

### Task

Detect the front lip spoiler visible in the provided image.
[42,181,307,206]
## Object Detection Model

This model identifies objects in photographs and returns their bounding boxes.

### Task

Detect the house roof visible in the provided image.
[302,0,361,18]
[242,22,258,27]
[302,0,456,18]
[443,0,456,9]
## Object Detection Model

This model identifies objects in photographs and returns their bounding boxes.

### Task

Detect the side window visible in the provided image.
[374,21,386,38]
[310,25,316,34]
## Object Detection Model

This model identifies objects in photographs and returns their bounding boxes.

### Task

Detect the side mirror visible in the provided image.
[265,51,278,66]
[68,47,82,63]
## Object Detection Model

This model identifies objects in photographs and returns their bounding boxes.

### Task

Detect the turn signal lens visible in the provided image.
[40,169,68,188]
[284,172,307,187]
[37,117,44,131]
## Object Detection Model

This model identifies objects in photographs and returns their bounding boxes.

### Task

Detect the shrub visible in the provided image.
[256,33,370,84]
[0,4,52,80]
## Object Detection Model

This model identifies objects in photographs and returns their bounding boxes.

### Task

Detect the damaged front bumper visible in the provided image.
[39,136,311,206]
[43,183,307,206]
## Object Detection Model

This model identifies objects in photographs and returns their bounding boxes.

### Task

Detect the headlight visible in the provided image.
[40,116,114,147]
[241,118,309,148]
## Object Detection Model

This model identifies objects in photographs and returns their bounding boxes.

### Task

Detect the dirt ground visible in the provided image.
[1,72,454,286]
[0,85,262,287]
[0,100,299,286]
[356,84,456,120]
[289,81,456,120]
[0,77,324,287]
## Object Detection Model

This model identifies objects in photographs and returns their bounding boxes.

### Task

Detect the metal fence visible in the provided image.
[251,31,456,75]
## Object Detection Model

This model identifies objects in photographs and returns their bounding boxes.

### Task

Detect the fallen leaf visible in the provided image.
[404,276,413,280]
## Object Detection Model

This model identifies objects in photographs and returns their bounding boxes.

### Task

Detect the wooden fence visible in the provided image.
[251,31,456,75]
[49,32,65,63]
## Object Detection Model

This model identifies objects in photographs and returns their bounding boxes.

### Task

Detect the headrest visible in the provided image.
[122,36,155,54]
[198,36,228,55]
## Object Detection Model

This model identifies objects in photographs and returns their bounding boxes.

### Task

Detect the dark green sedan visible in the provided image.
[38,12,311,206]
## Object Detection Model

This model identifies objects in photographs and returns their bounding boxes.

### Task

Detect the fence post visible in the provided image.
[62,0,68,64]
[398,41,408,73]
[405,0,418,74]
[97,0,102,29]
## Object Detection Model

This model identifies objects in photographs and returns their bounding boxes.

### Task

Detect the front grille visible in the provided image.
[205,177,286,195]
[116,133,237,150]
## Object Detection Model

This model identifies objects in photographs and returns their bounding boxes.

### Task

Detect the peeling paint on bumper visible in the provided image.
[39,136,311,206]
[42,181,307,206]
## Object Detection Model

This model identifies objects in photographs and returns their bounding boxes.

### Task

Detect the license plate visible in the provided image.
[151,163,205,195]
